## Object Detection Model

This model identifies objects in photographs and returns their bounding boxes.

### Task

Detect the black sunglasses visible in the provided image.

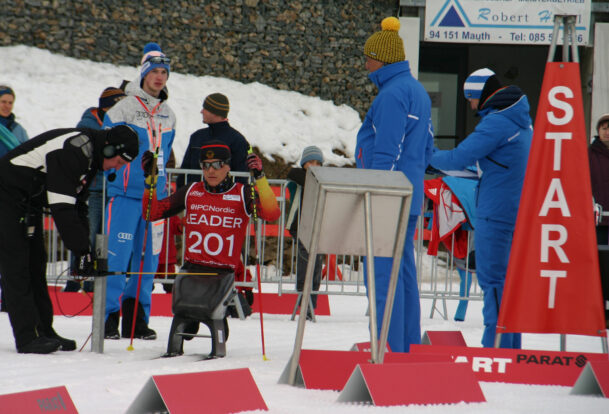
[146,56,171,65]
[200,160,227,170]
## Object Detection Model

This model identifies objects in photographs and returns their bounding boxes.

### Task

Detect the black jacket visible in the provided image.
[590,137,609,226]
[178,121,250,187]
[286,167,307,235]
[0,128,109,254]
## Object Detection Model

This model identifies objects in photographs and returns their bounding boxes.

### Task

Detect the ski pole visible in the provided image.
[79,332,92,352]
[248,147,268,361]
[127,146,159,351]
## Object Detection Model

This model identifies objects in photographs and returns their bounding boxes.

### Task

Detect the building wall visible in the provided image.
[0,0,398,116]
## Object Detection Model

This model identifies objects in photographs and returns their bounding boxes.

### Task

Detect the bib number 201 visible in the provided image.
[188,231,235,257]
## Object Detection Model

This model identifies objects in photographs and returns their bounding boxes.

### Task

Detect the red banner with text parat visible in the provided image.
[498,62,606,337]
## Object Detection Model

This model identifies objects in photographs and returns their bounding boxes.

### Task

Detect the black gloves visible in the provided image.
[141,150,158,188]
[141,150,158,177]
[246,153,264,179]
[74,251,97,277]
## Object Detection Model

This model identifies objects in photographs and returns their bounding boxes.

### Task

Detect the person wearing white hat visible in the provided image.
[431,68,533,349]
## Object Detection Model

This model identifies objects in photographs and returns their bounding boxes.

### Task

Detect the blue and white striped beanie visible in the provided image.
[463,68,495,99]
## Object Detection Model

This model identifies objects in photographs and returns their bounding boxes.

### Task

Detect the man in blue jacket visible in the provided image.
[431,68,533,348]
[355,17,434,352]
[102,43,176,340]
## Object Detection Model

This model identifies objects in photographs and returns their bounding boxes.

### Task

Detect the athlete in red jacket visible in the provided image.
[142,140,280,271]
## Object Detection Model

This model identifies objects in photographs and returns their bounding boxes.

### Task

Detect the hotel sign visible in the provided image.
[424,0,591,45]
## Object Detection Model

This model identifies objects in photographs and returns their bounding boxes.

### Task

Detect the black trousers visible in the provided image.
[597,227,609,321]
[0,197,54,349]
[295,238,323,309]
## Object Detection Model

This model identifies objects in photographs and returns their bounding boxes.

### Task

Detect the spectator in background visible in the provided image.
[286,146,325,320]
[430,68,533,348]
[102,42,176,340]
[179,93,250,187]
[0,85,28,157]
[64,87,126,293]
[355,17,434,352]
[589,113,609,245]
[590,114,609,328]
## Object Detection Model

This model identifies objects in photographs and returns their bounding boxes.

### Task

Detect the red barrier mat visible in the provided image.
[411,344,608,386]
[251,293,330,315]
[0,386,77,413]
[350,341,391,353]
[126,368,267,414]
[49,289,330,317]
[571,360,609,397]
[338,363,485,406]
[422,330,467,346]
[279,349,451,390]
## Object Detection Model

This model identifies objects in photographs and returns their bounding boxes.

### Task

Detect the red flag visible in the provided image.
[498,62,605,337]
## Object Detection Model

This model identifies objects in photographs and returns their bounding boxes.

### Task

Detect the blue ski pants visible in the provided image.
[475,217,521,349]
[105,196,162,322]
[364,214,421,352]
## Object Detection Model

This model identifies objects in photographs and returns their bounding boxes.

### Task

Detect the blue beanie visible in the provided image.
[142,42,161,59]
[140,42,170,80]
[300,146,324,167]
[463,68,495,99]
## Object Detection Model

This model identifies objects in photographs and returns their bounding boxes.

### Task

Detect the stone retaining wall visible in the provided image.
[1,0,399,116]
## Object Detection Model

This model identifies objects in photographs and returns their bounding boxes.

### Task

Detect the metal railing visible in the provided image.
[44,168,482,320]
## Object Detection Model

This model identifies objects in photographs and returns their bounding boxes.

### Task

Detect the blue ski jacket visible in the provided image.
[431,86,533,224]
[102,82,176,200]
[77,107,105,192]
[355,60,434,215]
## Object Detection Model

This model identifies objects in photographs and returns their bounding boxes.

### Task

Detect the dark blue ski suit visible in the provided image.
[356,60,434,352]
[431,86,533,348]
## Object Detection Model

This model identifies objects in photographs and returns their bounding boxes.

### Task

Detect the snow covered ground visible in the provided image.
[1,295,608,413]
[1,45,609,413]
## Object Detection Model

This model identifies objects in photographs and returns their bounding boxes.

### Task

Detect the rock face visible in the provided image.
[1,0,397,116]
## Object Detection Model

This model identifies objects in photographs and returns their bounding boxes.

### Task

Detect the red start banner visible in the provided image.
[498,61,606,337]
[411,344,608,386]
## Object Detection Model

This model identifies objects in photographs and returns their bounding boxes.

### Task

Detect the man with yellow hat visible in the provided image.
[355,17,433,352]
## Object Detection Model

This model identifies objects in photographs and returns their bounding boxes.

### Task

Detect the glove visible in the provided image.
[74,251,97,277]
[247,153,264,179]
[141,150,157,176]
[594,202,603,226]
[141,150,158,188]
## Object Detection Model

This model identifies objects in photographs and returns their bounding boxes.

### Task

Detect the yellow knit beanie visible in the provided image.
[363,17,405,64]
